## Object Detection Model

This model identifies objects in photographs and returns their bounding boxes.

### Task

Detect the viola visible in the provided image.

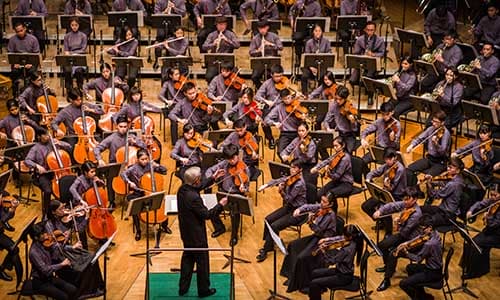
[385,118,398,136]
[242,101,263,121]
[174,75,190,91]
[73,107,98,164]
[139,153,168,230]
[339,100,358,121]
[311,150,344,175]
[191,93,221,113]
[85,180,117,240]
[46,133,75,198]
[312,236,349,256]
[186,132,215,152]
[42,229,66,248]
[327,151,345,175]
[238,132,259,157]
[307,205,333,225]
[393,233,431,257]
[224,72,246,90]
[100,69,124,132]
[285,172,301,186]
[228,160,249,188]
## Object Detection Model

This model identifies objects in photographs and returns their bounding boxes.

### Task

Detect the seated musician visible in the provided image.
[158,27,189,77]
[14,0,47,51]
[94,115,147,207]
[338,0,359,56]
[463,43,500,104]
[490,91,500,139]
[0,99,40,148]
[312,136,353,203]
[420,157,465,226]
[420,30,463,93]
[461,185,500,279]
[281,122,318,186]
[113,87,162,123]
[430,67,463,129]
[263,89,303,156]
[389,56,417,118]
[168,81,214,133]
[220,119,260,180]
[0,196,22,283]
[322,85,360,154]
[170,124,203,181]
[360,102,401,164]
[18,72,53,123]
[249,21,284,88]
[452,125,494,186]
[193,0,231,54]
[28,223,77,299]
[349,21,385,106]
[7,22,40,95]
[223,87,262,135]
[160,67,187,145]
[256,160,306,262]
[289,0,322,68]
[63,17,88,92]
[300,24,332,96]
[281,194,337,293]
[208,62,247,104]
[111,0,146,41]
[107,26,140,88]
[406,110,451,182]
[370,187,422,292]
[121,149,169,240]
[424,5,456,50]
[472,3,500,54]
[83,63,130,103]
[398,215,443,300]
[361,147,407,235]
[205,144,250,246]
[51,88,104,147]
[25,128,72,216]
[308,224,364,300]
[64,0,92,16]
[202,17,241,83]
[255,64,287,148]
[239,0,279,35]
[309,71,337,100]
[46,199,89,251]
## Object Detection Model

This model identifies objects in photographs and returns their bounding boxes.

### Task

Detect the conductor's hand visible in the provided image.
[293,208,301,217]
[219,197,228,206]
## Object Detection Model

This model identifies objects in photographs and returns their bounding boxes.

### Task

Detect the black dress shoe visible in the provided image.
[376,279,391,291]
[135,231,141,241]
[0,270,12,281]
[230,237,238,247]
[269,139,276,150]
[283,279,289,286]
[199,288,216,298]
[161,223,172,234]
[375,266,386,273]
[211,229,226,238]
[3,222,14,232]
[256,249,268,262]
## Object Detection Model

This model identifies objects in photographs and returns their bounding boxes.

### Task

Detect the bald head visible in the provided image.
[184,166,202,186]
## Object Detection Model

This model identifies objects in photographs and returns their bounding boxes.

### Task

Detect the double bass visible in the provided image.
[46,132,74,198]
[99,68,124,132]
[112,130,139,195]
[85,179,117,240]
[73,104,98,164]
[131,100,162,161]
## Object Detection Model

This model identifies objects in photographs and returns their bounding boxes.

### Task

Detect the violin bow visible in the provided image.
[220,68,242,100]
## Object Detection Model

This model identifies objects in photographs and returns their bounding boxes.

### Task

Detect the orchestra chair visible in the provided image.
[251,135,264,207]
[339,156,368,224]
[416,247,455,300]
[167,161,182,195]
[17,279,49,300]
[58,175,77,204]
[329,250,370,300]
[286,183,320,238]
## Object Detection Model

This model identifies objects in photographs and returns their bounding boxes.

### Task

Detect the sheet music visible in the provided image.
[164,194,218,214]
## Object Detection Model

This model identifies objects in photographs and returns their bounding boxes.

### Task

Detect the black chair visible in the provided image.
[339,156,368,224]
[58,175,77,204]
[418,247,454,300]
[329,250,370,300]
[17,279,49,300]
[167,161,182,195]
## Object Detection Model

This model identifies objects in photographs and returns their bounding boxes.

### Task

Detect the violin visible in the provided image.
[307,204,333,225]
[191,93,221,113]
[258,172,301,192]
[186,132,215,152]
[300,136,311,153]
[434,126,445,142]
[339,100,359,122]
[393,233,431,257]
[274,77,290,90]
[480,139,493,161]
[242,101,263,121]
[383,163,398,183]
[174,75,190,91]
[311,150,345,176]
[285,172,301,186]
[394,207,416,233]
[239,132,259,157]
[385,118,398,136]
[323,84,337,100]
[228,160,249,188]
[224,72,246,91]
[326,151,345,175]
[285,99,309,120]
[311,236,349,256]
[42,230,67,248]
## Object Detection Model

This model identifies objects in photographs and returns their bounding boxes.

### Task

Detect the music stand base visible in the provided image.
[267,289,291,300]
[221,254,250,270]
[450,283,479,299]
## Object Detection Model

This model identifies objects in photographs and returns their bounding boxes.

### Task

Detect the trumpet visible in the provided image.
[420,48,443,63]
[458,58,480,73]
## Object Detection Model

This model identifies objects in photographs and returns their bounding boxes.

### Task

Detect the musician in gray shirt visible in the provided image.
[63,18,88,91]
[424,5,456,49]
[463,43,500,104]
[473,4,500,49]
[432,67,463,129]
[301,25,332,95]
[240,0,279,34]
[107,27,139,88]
[194,0,231,54]
[111,0,146,40]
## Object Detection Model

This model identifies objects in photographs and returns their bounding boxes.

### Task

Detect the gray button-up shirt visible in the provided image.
[255,78,281,103]
[15,0,47,16]
[429,174,464,216]
[25,141,72,170]
[297,203,337,237]
[468,197,500,230]
[406,230,443,270]
[194,0,231,17]
[208,73,242,103]
[205,160,250,193]
[64,31,87,54]
[304,36,331,54]
[7,33,40,53]
[435,43,463,74]
[202,29,240,53]
[323,101,359,134]
[410,125,450,158]
[112,0,146,14]
[94,131,147,163]
[264,103,302,131]
[170,138,202,166]
[361,117,401,149]
[367,161,407,200]
[168,97,212,128]
[289,0,321,18]
[154,0,186,16]
[326,152,353,184]
[353,34,385,57]
[280,136,317,164]
[51,103,104,135]
[240,0,279,21]
[474,14,500,45]
[395,70,416,99]
[424,8,456,36]
[249,32,283,57]
[474,55,500,86]
[340,0,357,15]
[378,202,422,240]
[83,76,130,101]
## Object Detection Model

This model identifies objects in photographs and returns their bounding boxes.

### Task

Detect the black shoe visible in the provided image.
[161,223,172,234]
[0,270,12,281]
[3,222,14,232]
[230,237,238,247]
[299,287,309,294]
[367,97,374,106]
[256,249,268,262]
[211,229,226,238]
[135,231,141,241]
[269,139,276,150]
[283,279,289,286]
[376,279,391,291]
[199,288,216,298]
[375,266,386,273]
[179,289,188,296]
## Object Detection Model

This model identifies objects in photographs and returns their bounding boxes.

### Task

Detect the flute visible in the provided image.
[145,37,185,49]
[100,38,136,54]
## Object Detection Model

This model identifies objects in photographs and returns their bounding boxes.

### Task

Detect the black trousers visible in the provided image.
[399,264,442,300]
[389,97,414,119]
[460,229,500,279]
[277,131,298,159]
[378,233,405,279]
[309,268,354,300]
[63,67,85,91]
[116,65,138,88]
[179,249,211,295]
[420,73,443,93]
[0,232,22,280]
[361,198,394,235]
[251,67,272,89]
[262,206,304,251]
[407,156,447,184]
[318,181,353,204]
[463,84,496,105]
[32,277,78,300]
[33,173,53,217]
[210,211,240,241]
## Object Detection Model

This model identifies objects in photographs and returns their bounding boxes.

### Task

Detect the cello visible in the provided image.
[85,179,117,240]
[73,104,98,164]
[46,132,74,198]
[36,75,66,135]
[112,130,139,195]
[99,67,124,132]
[12,113,35,146]
[131,99,162,161]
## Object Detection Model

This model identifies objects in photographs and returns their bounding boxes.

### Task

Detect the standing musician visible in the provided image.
[281,194,338,293]
[107,26,140,88]
[322,85,360,154]
[424,5,456,50]
[160,67,187,145]
[114,87,162,123]
[121,149,168,240]
[300,24,333,96]
[51,89,104,147]
[14,0,48,51]
[338,0,359,56]
[25,128,72,216]
[18,72,53,122]
[193,0,231,54]
[177,166,227,298]
[64,0,92,15]
[256,160,307,262]
[249,21,284,88]
[308,224,364,300]
[63,17,88,92]
[170,124,204,182]
[83,63,130,103]
[370,187,422,292]
[389,56,417,118]
[111,0,146,41]
[0,195,22,283]
[46,199,89,251]
[360,102,401,164]
[156,27,189,75]
[452,125,494,186]
[472,3,500,53]
[361,148,408,235]
[406,110,451,182]
[398,215,443,300]
[349,21,385,105]
[168,81,215,134]
[205,144,250,246]
[430,67,463,129]
[208,62,247,104]
[281,122,318,186]
[463,43,500,104]
[239,0,279,35]
[202,17,241,83]
[420,30,463,93]
[94,115,148,207]
[223,87,262,134]
[312,136,353,202]
[420,157,465,226]
[461,186,500,279]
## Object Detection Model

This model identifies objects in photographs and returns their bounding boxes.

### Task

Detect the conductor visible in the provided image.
[177,166,228,297]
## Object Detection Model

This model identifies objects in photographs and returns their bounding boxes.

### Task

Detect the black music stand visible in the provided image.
[355,224,381,299]
[4,144,37,204]
[112,57,144,85]
[250,19,281,34]
[10,15,45,33]
[212,102,228,117]
[410,94,441,117]
[265,220,291,300]
[395,28,428,59]
[58,15,92,34]
[201,151,225,170]
[91,230,117,300]
[160,56,193,71]
[202,15,236,31]
[250,57,281,81]
[366,181,394,204]
[462,100,498,133]
[457,43,479,65]
[362,76,397,119]
[295,17,330,33]
[150,14,181,37]
[203,53,235,73]
[215,192,252,269]
[107,11,144,28]
[7,53,41,68]
[459,71,483,90]
[55,55,87,76]
[7,216,37,292]
[207,129,235,146]
[268,161,290,180]
[415,60,439,78]
[345,55,379,110]
[302,54,335,82]
[96,162,122,182]
[301,100,329,128]
[369,145,406,167]
[336,15,369,58]
[310,130,335,160]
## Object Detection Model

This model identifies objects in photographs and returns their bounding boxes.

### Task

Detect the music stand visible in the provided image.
[265,220,291,300]
[7,216,37,292]
[362,76,397,119]
[366,181,394,204]
[459,71,483,90]
[207,129,234,146]
[203,53,235,73]
[212,102,228,117]
[9,16,45,32]
[201,151,225,170]
[462,100,498,131]
[58,15,92,34]
[55,55,87,68]
[336,15,369,58]
[355,224,381,299]
[250,57,281,81]
[296,17,330,33]
[201,15,236,31]
[301,54,335,82]
[415,60,439,78]
[215,192,252,269]
[268,161,290,179]
[250,19,281,34]
[456,43,479,65]
[345,55,380,110]
[369,145,406,167]
[160,56,193,70]
[91,230,117,300]
[4,144,37,204]
[301,101,329,128]
[7,53,41,68]
[112,57,144,84]
[310,130,335,157]
[395,28,428,59]
[410,94,441,116]
[107,11,144,28]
